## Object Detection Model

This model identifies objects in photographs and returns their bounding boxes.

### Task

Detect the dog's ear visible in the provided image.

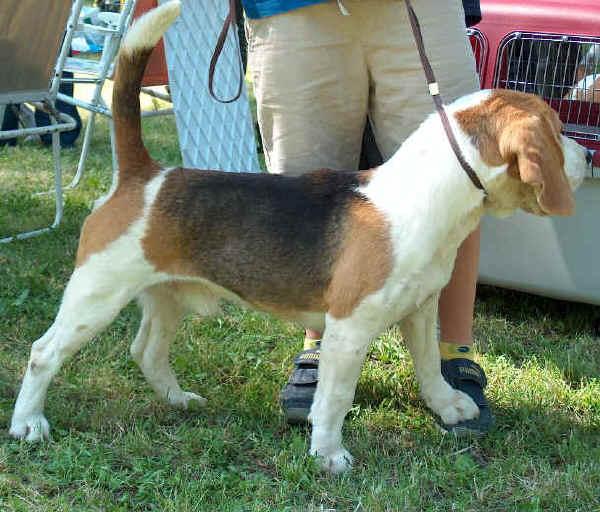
[499,113,574,216]
[456,91,575,216]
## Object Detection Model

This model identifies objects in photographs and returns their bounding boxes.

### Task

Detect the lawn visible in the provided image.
[1,113,599,511]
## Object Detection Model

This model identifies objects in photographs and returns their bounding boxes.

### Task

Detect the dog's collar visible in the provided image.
[404,0,487,196]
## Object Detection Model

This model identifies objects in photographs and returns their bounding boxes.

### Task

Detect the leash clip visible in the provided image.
[428,82,440,96]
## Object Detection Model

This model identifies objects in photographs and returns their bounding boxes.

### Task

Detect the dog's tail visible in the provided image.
[112,0,180,180]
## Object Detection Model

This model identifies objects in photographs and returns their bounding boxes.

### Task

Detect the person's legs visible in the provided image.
[247,3,369,421]
[247,3,368,176]
[438,228,480,346]
[364,0,480,155]
[363,0,492,433]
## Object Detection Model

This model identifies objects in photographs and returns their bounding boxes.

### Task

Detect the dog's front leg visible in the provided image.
[401,294,479,426]
[308,314,375,474]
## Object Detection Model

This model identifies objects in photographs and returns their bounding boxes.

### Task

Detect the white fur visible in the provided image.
[9,172,170,440]
[566,74,600,103]
[131,283,207,409]
[562,135,589,183]
[9,88,589,472]
[308,106,487,470]
[121,0,181,54]
[308,90,589,472]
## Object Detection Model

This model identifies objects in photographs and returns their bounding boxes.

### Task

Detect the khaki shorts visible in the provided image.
[247,0,479,175]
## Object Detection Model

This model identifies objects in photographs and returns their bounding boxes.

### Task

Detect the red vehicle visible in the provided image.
[472,0,600,304]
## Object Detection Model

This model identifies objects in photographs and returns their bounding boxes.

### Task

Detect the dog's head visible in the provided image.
[453,89,588,217]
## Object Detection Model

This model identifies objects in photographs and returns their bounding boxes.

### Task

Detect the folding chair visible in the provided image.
[0,0,83,243]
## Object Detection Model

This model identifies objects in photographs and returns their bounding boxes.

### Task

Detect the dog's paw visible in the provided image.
[433,389,479,426]
[9,414,50,442]
[311,447,354,474]
[166,390,207,410]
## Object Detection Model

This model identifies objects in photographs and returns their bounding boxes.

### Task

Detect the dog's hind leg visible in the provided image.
[9,265,140,441]
[131,284,207,409]
[400,294,479,426]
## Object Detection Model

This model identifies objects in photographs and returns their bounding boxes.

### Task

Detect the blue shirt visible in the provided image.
[242,1,481,26]
[242,0,328,19]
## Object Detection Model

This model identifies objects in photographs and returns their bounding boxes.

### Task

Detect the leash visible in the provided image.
[403,0,487,195]
[208,0,244,103]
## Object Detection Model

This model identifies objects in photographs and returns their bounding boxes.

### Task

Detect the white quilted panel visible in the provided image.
[160,0,260,172]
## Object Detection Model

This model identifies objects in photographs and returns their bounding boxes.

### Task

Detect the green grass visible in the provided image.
[1,115,599,511]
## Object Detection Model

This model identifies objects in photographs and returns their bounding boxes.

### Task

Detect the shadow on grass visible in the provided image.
[477,284,600,338]
[354,370,598,435]
[474,284,600,387]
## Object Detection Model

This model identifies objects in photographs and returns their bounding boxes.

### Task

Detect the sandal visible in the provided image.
[280,348,320,424]
[440,358,494,435]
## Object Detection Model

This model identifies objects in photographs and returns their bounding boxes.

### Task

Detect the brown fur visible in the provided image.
[74,13,394,315]
[325,199,393,319]
[112,48,157,179]
[456,90,574,216]
[138,168,392,318]
[76,47,164,265]
[76,182,145,266]
[141,169,389,315]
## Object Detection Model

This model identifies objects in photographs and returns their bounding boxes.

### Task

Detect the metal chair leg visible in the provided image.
[66,109,96,189]
[108,113,119,188]
[0,115,66,243]
[50,119,64,229]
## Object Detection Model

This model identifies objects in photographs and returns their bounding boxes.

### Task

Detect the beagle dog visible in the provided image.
[10,1,590,473]
[566,74,600,104]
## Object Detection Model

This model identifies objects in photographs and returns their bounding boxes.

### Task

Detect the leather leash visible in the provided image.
[208,0,243,103]
[404,0,487,195]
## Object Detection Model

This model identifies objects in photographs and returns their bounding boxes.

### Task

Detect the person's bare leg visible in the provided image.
[305,329,322,342]
[437,226,493,433]
[439,227,480,346]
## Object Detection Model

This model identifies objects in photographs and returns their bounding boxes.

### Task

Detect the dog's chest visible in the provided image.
[386,251,456,320]
[366,196,481,323]
[364,218,467,324]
